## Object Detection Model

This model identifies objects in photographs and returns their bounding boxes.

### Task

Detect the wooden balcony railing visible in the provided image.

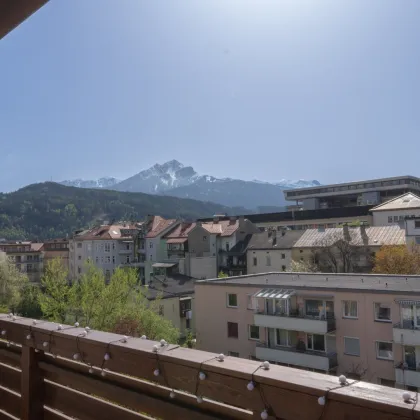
[0,314,418,420]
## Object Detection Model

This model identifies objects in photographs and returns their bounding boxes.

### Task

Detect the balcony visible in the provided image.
[393,322,420,346]
[0,315,416,420]
[395,364,420,388]
[256,344,337,371]
[254,311,336,334]
[118,248,133,255]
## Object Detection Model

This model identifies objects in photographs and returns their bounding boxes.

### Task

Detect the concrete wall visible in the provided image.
[373,210,420,227]
[190,255,217,279]
[158,295,195,338]
[247,249,291,274]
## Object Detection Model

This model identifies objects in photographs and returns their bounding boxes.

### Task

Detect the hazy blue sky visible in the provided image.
[1,0,420,192]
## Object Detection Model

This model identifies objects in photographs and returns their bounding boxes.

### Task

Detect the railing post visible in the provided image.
[21,345,44,420]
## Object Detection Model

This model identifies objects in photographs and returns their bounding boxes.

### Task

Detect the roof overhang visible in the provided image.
[0,0,49,40]
[253,289,296,299]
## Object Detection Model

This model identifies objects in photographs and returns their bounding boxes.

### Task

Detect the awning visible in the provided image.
[166,238,187,244]
[395,300,420,307]
[253,289,296,299]
[180,297,192,301]
[152,263,177,268]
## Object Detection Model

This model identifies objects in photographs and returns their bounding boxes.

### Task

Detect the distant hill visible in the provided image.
[0,183,247,241]
[59,160,321,210]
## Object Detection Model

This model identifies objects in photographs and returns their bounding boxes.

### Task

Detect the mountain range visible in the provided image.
[60,160,320,210]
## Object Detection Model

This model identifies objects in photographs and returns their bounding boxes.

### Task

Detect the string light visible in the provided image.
[153,344,159,353]
[339,375,347,385]
[196,396,203,404]
[247,381,255,391]
[153,369,160,377]
[260,409,268,420]
[402,391,412,403]
[169,391,175,399]
[57,325,63,330]
[121,335,128,343]
[73,353,80,360]
[85,326,90,333]
[318,396,326,406]
[74,322,79,327]
[89,367,94,374]
[199,372,206,381]
[160,339,167,346]
[26,334,32,340]
[101,369,107,377]
[104,353,110,361]
[141,335,147,339]
[43,341,49,348]
[261,361,270,370]
[1,330,5,336]
[32,320,37,325]
[217,353,225,362]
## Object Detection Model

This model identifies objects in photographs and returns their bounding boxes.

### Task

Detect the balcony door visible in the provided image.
[305,300,334,319]
[402,305,420,329]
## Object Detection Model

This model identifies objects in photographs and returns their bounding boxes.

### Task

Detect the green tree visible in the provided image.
[0,255,28,313]
[15,284,43,318]
[290,259,319,273]
[38,258,71,323]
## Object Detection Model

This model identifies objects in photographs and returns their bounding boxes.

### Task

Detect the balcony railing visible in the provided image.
[393,322,420,346]
[0,315,417,420]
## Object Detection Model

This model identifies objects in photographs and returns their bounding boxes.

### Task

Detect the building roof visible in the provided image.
[146,274,196,300]
[146,216,178,238]
[371,193,420,212]
[163,222,196,243]
[197,272,420,294]
[201,219,239,237]
[30,243,44,252]
[74,224,139,241]
[293,225,405,248]
[247,230,305,250]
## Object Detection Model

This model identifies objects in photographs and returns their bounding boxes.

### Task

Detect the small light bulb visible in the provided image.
[218,353,225,362]
[57,325,63,330]
[169,391,175,399]
[261,409,268,420]
[43,341,48,347]
[403,391,412,402]
[8,313,13,318]
[34,349,39,353]
[262,361,270,370]
[101,369,106,377]
[121,335,128,343]
[89,367,94,374]
[74,322,79,327]
[6,342,10,347]
[196,396,203,404]
[52,353,57,359]
[141,335,147,339]
[73,353,80,360]
[247,381,255,391]
[26,334,32,340]
[199,372,206,381]
[32,320,37,325]
[160,339,167,346]
[318,396,326,406]
[85,326,90,332]
[153,344,159,352]
[154,369,160,377]
[1,330,5,336]
[339,375,347,385]
[12,316,16,321]
[104,353,110,361]
[80,331,87,337]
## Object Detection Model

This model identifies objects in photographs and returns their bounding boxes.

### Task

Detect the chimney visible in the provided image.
[343,223,350,241]
[196,221,202,227]
[214,216,219,223]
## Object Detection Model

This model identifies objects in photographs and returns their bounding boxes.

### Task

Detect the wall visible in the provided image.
[190,256,217,279]
[247,249,291,274]
[188,226,211,255]
[373,209,420,227]
[158,296,195,338]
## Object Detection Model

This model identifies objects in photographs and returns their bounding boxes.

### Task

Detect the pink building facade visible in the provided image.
[195,272,420,389]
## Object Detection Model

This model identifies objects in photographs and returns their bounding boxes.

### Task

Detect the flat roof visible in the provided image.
[196,272,420,294]
[285,175,420,194]
[0,0,48,40]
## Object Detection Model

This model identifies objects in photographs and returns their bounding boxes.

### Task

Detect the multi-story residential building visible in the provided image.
[146,270,195,339]
[195,272,420,389]
[163,222,196,276]
[0,242,44,282]
[42,238,69,271]
[144,216,179,282]
[371,193,420,227]
[247,229,304,274]
[188,216,258,279]
[69,223,141,280]
[292,225,406,273]
[284,175,420,211]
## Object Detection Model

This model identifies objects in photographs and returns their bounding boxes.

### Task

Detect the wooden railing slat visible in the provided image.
[0,385,21,419]
[0,410,19,420]
[0,362,21,393]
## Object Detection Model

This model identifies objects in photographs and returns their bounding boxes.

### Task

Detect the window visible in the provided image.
[77,267,82,274]
[150,254,152,260]
[95,257,99,263]
[87,243,92,252]
[101,256,104,263]
[126,243,130,250]
[149,242,153,248]
[126,255,130,263]
[394,216,399,222]
[415,221,420,229]
[105,243,110,252]
[248,325,260,340]
[282,265,286,271]
[343,301,358,318]
[226,243,230,251]
[374,303,391,322]
[203,236,207,241]
[227,294,238,308]
[77,243,82,248]
[253,257,257,266]
[78,255,82,261]
[388,216,393,223]
[307,334,325,352]
[227,322,238,338]
[27,255,33,261]
[266,255,271,266]
[376,341,393,360]
[228,351,239,357]
[27,264,33,272]
[112,256,115,264]
[281,253,286,259]
[105,256,111,263]
[276,329,298,347]
[112,243,116,250]
[344,337,360,356]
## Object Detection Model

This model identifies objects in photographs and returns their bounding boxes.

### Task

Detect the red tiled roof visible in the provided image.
[164,222,196,240]
[166,238,188,244]
[75,224,138,241]
[146,216,178,238]
[201,220,239,237]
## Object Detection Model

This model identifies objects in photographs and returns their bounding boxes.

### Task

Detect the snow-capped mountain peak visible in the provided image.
[60,177,120,189]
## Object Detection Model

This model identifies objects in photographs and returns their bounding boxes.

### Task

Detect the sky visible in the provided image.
[1,0,420,192]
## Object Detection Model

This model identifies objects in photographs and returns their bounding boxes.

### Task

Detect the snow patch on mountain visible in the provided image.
[60,177,120,189]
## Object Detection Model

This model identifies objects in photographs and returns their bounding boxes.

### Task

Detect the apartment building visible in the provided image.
[144,216,179,282]
[0,242,44,282]
[195,272,420,389]
[146,271,195,338]
[247,230,304,274]
[292,225,406,273]
[42,238,69,271]
[69,223,141,280]
[188,216,258,279]
[284,176,420,211]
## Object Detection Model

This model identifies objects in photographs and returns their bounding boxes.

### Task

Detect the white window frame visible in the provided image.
[343,336,360,356]
[275,329,295,347]
[374,303,391,323]
[227,293,238,308]
[306,333,326,352]
[376,341,393,361]
[343,300,358,319]
[248,325,260,341]
[104,243,111,253]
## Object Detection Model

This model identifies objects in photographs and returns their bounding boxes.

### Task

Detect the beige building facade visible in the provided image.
[195,272,420,389]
